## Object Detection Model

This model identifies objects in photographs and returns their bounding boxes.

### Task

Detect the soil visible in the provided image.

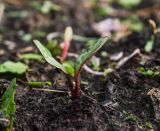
[0,0,160,131]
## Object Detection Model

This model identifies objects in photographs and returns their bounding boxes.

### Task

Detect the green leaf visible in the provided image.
[33,30,46,38]
[0,78,16,131]
[28,81,52,86]
[21,33,32,42]
[97,6,114,16]
[31,1,61,14]
[145,122,153,129]
[7,11,28,18]
[18,53,43,60]
[46,40,58,51]
[124,112,139,122]
[62,61,75,76]
[91,56,100,71]
[144,35,155,52]
[118,0,142,8]
[122,17,144,32]
[137,67,160,77]
[33,40,68,74]
[41,1,61,14]
[0,61,28,74]
[75,37,108,73]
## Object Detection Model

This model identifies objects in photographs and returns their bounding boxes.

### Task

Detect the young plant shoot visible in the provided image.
[0,78,16,131]
[60,26,73,61]
[33,37,108,98]
[144,19,158,52]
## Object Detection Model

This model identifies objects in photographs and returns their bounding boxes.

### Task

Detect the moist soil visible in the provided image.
[0,0,160,131]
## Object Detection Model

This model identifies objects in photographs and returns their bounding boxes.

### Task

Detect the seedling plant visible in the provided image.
[33,37,108,98]
[0,78,16,131]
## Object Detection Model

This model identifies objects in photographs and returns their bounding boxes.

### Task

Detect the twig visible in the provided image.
[83,65,104,75]
[116,49,140,69]
[47,32,96,42]
[32,88,70,94]
[47,32,61,40]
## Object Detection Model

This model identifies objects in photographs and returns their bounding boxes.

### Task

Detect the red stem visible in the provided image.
[74,71,81,98]
[61,41,70,61]
[73,55,94,98]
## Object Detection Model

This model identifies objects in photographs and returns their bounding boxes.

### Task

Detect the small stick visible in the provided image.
[116,49,140,69]
[83,65,104,75]
[32,88,70,94]
[47,32,96,42]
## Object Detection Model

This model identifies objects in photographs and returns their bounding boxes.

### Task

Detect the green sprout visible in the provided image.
[0,78,16,131]
[33,37,108,98]
[137,67,160,77]
[144,19,159,52]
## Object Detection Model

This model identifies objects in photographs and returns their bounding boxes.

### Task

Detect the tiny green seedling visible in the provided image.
[144,19,158,52]
[137,67,160,77]
[0,78,16,131]
[33,37,108,98]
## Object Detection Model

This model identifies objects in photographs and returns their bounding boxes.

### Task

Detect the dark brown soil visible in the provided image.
[13,59,160,130]
[0,0,160,131]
